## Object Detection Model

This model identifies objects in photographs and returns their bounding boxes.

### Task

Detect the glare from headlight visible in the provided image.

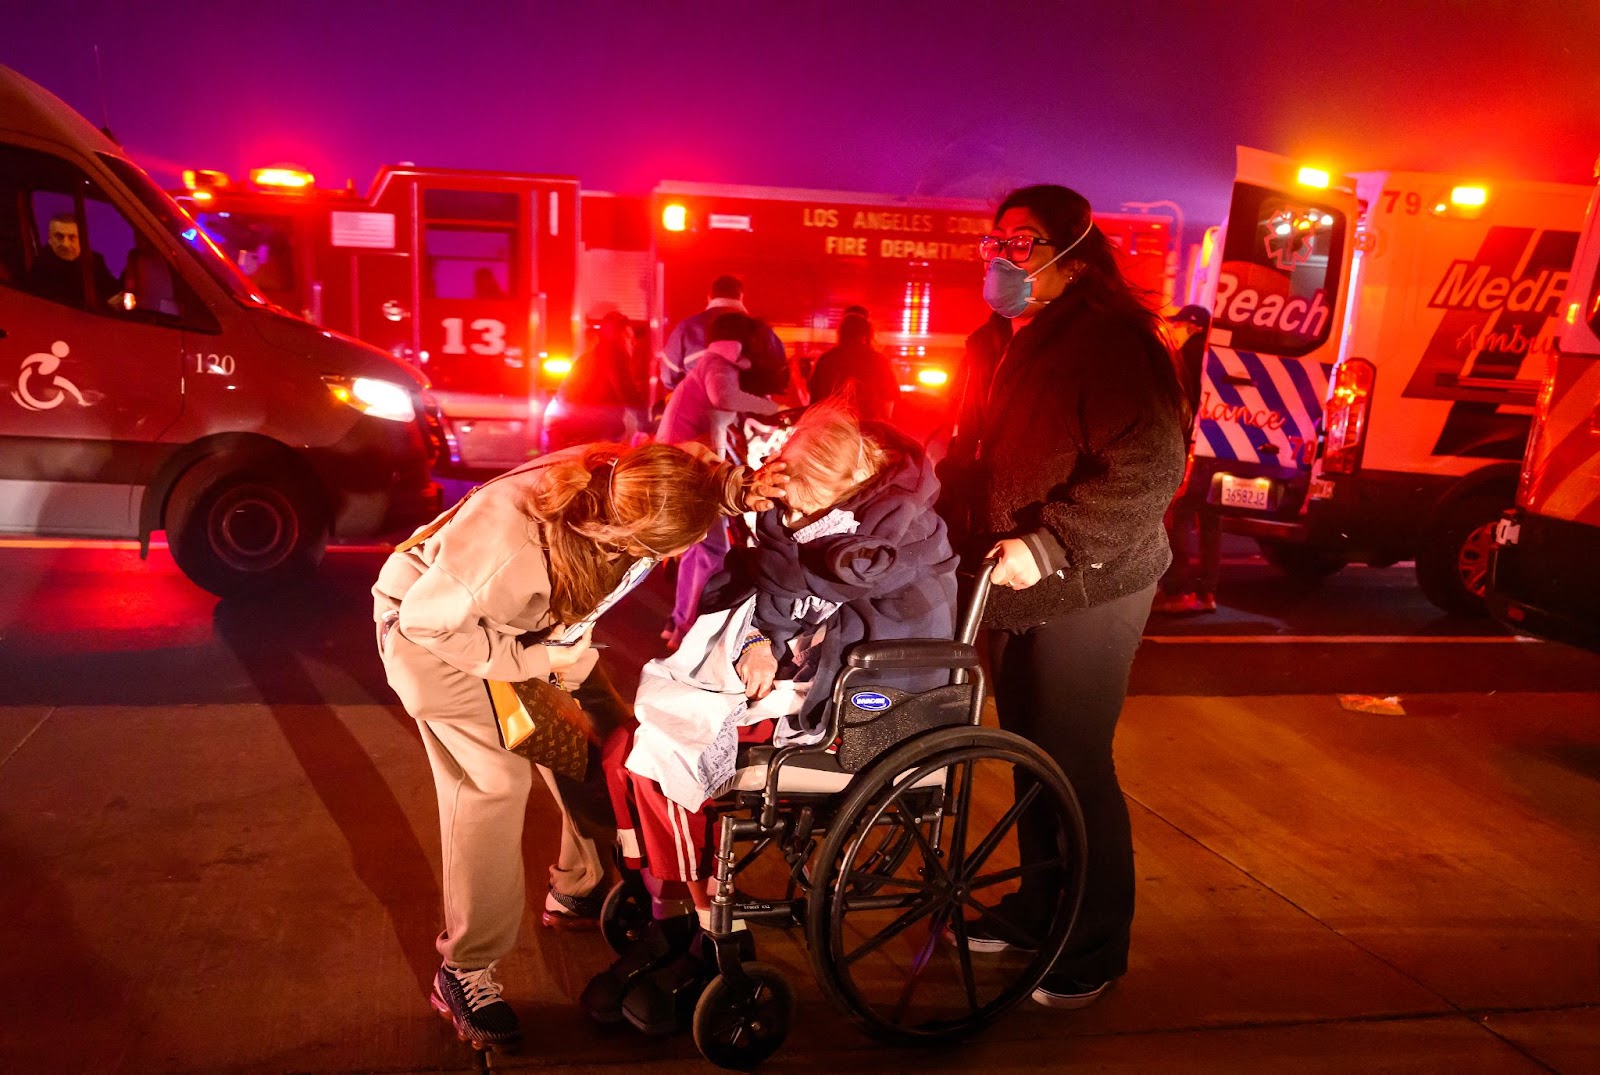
[324,374,416,422]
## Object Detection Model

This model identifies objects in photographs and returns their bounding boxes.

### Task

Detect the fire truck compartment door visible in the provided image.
[1193,147,1359,477]
[352,252,416,364]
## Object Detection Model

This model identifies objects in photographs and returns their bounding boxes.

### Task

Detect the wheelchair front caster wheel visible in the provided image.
[692,961,794,1070]
[600,877,652,956]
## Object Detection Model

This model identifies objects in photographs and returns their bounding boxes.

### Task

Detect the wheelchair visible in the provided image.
[600,561,1089,1070]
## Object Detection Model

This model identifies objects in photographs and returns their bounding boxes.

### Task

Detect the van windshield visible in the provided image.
[97,153,269,307]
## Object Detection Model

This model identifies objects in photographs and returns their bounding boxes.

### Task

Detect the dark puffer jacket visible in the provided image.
[704,422,959,730]
[936,286,1187,630]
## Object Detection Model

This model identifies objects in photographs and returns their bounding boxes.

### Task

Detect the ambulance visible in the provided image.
[176,164,581,472]
[647,183,1176,442]
[1488,163,1600,650]
[1192,147,1588,615]
[0,65,443,596]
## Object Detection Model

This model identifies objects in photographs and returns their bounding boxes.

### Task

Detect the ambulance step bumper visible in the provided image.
[1218,516,1307,543]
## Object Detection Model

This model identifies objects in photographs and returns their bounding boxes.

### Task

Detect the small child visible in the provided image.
[582,400,959,1034]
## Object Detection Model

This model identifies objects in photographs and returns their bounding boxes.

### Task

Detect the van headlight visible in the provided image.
[322,375,416,422]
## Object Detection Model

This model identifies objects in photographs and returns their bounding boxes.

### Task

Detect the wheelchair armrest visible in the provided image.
[844,639,980,671]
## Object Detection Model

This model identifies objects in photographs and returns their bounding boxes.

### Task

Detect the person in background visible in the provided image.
[373,442,784,1055]
[1154,304,1222,614]
[659,274,786,393]
[544,312,647,451]
[806,310,900,422]
[656,311,784,650]
[937,183,1189,1011]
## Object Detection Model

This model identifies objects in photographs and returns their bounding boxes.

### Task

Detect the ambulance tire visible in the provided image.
[165,454,329,599]
[1415,494,1504,618]
[1256,539,1346,583]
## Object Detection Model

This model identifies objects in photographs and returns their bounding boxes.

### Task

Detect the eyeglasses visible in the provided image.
[978,233,1059,264]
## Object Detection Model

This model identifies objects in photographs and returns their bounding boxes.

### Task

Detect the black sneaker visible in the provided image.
[945,894,1043,954]
[542,885,604,930]
[1031,973,1115,1010]
[430,963,522,1053]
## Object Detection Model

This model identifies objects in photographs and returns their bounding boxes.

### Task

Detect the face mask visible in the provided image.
[981,218,1095,317]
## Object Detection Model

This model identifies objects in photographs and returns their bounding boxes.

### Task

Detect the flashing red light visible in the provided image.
[182,167,231,191]
[661,203,688,232]
[250,166,315,190]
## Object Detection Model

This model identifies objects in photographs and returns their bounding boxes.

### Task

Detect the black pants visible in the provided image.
[986,582,1154,982]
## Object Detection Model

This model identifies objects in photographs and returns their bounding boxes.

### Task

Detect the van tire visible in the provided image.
[1256,539,1346,582]
[1415,494,1505,617]
[165,455,328,599]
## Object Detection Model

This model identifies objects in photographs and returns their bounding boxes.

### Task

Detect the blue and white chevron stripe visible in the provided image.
[1193,346,1332,467]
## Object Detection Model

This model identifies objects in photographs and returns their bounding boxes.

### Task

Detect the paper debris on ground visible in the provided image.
[1338,694,1407,716]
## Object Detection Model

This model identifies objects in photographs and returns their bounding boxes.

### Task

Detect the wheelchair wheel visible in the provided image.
[692,961,794,1071]
[806,726,1086,1045]
[600,876,652,956]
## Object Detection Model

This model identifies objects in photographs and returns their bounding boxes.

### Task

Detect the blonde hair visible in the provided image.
[781,399,891,510]
[521,443,723,622]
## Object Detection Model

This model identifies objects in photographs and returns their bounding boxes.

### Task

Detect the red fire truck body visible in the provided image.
[648,183,1176,438]
[177,166,580,472]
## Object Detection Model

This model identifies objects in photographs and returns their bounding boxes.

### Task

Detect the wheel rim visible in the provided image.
[809,743,1085,1042]
[207,484,300,572]
[697,969,791,1066]
[1456,519,1497,597]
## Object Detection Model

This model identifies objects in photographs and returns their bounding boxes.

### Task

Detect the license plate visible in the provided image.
[1308,477,1335,501]
[1218,474,1274,511]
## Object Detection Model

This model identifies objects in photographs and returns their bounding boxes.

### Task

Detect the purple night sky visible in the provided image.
[5,0,1598,231]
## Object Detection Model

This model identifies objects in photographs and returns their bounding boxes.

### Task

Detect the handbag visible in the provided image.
[486,677,592,782]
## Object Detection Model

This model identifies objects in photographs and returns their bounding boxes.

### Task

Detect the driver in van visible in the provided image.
[25,212,121,306]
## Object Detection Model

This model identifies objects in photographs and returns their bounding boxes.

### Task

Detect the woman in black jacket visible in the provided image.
[937,184,1190,1010]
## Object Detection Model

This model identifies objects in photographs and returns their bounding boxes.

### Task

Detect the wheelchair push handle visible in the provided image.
[956,557,1000,647]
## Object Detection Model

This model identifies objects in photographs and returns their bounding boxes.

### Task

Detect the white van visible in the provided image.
[0,65,444,596]
[1192,147,1588,614]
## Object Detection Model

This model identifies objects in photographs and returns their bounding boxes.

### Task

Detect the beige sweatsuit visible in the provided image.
[372,450,617,969]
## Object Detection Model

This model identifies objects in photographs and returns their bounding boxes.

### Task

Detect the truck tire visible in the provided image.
[1415,494,1505,617]
[1256,539,1346,582]
[165,455,328,599]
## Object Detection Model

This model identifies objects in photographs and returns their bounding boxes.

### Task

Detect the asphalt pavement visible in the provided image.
[0,537,1596,1073]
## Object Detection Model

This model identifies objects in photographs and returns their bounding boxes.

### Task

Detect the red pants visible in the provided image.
[602,720,773,883]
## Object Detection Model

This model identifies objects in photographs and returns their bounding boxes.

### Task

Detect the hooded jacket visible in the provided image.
[936,284,1187,630]
[704,422,960,731]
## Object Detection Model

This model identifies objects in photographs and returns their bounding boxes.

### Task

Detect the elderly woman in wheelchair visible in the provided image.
[584,401,1089,1069]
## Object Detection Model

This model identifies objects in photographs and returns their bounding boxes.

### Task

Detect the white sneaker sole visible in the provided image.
[1030,979,1113,1010]
[942,924,1036,954]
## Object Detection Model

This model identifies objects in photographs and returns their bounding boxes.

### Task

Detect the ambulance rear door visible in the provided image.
[1522,180,1600,528]
[1195,147,1358,526]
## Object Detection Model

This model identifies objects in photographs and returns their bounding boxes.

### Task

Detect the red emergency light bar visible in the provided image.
[250,166,316,190]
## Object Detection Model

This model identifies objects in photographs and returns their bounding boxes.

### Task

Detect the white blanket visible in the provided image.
[626,594,815,810]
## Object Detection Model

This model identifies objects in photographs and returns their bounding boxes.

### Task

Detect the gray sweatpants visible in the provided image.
[377,610,625,969]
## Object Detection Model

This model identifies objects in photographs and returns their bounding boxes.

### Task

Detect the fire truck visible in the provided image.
[1489,161,1600,650]
[1188,147,1588,615]
[647,182,1177,441]
[176,165,580,472]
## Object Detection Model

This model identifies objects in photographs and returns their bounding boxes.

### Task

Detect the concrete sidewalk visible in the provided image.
[1,691,1596,1073]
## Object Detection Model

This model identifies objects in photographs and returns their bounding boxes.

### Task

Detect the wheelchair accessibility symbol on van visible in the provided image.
[11,341,91,411]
